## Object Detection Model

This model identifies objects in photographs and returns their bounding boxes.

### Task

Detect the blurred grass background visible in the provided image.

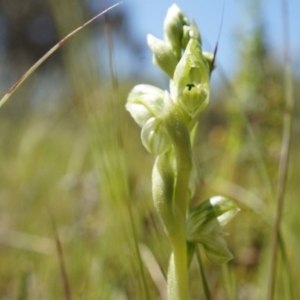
[0,0,299,299]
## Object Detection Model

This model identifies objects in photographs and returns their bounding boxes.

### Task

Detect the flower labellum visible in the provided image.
[141,117,171,155]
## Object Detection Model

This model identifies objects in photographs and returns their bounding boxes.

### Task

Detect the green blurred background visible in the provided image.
[0,0,299,299]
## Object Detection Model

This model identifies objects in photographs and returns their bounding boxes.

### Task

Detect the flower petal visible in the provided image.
[126,84,165,127]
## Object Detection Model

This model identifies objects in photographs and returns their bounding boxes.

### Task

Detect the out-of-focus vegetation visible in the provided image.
[0,1,299,299]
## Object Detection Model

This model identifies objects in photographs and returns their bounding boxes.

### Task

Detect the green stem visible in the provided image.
[168,237,189,300]
[152,153,189,300]
[165,105,192,222]
[164,104,193,300]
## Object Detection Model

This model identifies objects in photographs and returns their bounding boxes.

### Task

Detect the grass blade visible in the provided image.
[267,0,294,298]
[0,2,122,109]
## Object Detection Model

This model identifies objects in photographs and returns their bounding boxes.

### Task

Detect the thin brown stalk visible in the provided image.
[50,215,72,300]
[267,0,294,299]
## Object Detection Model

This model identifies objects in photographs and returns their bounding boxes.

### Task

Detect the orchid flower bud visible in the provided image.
[173,38,210,117]
[147,34,178,78]
[186,196,239,264]
[163,4,189,59]
[181,20,201,50]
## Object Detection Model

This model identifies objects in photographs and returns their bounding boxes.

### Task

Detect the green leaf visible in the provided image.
[202,235,233,265]
[186,196,239,264]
